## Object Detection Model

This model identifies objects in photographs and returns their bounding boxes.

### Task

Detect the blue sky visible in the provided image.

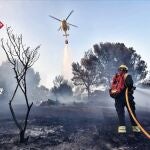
[0,0,150,88]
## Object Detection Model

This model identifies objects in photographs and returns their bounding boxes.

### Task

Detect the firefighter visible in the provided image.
[110,65,140,133]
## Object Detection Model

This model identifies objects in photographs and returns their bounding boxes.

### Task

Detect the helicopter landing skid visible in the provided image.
[63,34,69,37]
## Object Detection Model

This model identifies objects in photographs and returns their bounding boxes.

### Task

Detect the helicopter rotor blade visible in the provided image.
[66,10,74,20]
[68,23,78,28]
[49,15,62,22]
[58,26,61,31]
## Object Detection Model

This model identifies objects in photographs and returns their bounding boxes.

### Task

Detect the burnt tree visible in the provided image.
[1,27,40,143]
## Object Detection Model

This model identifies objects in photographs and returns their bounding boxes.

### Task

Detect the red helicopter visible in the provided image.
[49,10,78,44]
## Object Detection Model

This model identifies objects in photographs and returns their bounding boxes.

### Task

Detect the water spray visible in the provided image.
[125,88,150,139]
[62,44,72,80]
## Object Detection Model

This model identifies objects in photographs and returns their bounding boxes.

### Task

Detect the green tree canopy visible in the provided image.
[72,42,148,97]
[93,42,147,83]
[51,75,73,99]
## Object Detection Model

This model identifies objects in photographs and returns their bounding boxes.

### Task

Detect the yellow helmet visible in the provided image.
[118,64,128,71]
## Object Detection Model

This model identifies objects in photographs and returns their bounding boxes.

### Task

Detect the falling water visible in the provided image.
[62,44,72,80]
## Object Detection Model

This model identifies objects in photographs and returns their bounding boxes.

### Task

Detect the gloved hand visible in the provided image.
[133,86,136,90]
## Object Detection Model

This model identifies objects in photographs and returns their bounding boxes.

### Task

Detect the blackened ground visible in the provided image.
[0,104,150,150]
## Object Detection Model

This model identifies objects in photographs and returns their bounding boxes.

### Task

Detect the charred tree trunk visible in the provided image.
[19,130,26,143]
[87,86,91,100]
[24,102,33,133]
[19,102,33,143]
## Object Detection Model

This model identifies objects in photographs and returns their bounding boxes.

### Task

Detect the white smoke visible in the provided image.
[62,44,73,80]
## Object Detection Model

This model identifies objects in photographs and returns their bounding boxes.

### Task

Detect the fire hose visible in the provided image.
[125,88,150,139]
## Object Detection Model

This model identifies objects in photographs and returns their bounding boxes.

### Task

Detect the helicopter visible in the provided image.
[49,10,78,44]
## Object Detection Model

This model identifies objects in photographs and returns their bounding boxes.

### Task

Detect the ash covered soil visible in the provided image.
[0,104,150,150]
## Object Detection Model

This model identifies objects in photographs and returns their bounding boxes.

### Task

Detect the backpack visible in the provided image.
[109,73,128,98]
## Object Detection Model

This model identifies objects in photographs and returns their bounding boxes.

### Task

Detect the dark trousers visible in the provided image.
[115,92,137,126]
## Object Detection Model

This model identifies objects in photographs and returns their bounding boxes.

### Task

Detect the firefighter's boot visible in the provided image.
[118,126,126,133]
[132,126,140,132]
